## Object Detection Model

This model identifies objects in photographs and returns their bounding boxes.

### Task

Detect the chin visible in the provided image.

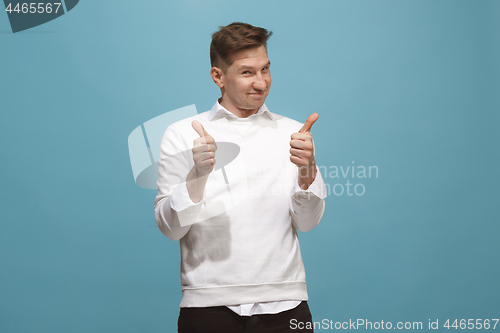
[247,99,266,107]
[249,102,265,110]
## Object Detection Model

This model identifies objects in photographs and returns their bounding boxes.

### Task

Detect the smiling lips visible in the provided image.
[248,91,265,96]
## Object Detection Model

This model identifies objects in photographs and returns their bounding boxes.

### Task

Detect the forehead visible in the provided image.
[228,45,270,69]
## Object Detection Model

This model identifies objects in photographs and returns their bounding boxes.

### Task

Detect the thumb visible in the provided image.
[192,120,210,137]
[299,113,319,133]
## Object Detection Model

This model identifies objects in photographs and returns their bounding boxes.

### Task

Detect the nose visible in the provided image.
[253,73,267,91]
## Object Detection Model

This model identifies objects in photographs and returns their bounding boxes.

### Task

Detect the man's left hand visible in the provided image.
[290,113,319,190]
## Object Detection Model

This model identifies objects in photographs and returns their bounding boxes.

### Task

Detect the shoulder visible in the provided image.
[269,111,303,133]
[164,110,211,137]
[159,110,211,148]
[168,111,210,131]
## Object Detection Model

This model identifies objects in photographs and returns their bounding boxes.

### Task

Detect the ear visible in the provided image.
[210,67,224,88]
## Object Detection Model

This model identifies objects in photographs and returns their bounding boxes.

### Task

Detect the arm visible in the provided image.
[289,113,327,231]
[154,121,216,241]
[154,125,197,241]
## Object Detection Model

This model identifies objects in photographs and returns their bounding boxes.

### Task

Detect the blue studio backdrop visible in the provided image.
[1,1,499,332]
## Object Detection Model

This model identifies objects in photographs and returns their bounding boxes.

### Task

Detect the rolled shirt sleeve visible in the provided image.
[290,165,327,232]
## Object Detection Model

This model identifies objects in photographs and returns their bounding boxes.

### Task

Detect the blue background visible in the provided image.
[1,0,499,332]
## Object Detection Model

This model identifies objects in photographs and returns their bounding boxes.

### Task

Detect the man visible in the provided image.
[154,22,327,333]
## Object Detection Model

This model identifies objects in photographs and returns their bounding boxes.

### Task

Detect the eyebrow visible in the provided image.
[239,61,271,71]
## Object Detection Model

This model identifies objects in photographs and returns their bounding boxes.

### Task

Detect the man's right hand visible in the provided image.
[191,120,217,178]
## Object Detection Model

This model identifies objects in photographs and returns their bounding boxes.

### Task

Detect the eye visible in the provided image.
[242,71,251,75]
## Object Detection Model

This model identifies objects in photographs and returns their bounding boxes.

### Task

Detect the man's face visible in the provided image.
[217,45,271,115]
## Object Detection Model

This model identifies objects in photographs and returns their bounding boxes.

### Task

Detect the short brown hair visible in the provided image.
[210,22,273,70]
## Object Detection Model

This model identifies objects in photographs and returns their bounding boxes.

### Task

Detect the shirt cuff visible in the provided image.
[292,166,327,200]
[170,175,205,227]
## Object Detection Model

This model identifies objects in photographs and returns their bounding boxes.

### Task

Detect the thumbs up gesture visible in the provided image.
[290,113,319,190]
[191,120,217,177]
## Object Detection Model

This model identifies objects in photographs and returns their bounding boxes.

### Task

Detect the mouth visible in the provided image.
[248,91,266,96]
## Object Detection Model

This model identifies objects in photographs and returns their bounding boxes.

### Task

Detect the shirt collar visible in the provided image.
[208,100,274,121]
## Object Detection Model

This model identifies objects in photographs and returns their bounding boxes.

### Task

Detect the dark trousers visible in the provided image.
[178,301,313,333]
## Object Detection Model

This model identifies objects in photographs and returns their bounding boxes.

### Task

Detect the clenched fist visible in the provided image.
[191,120,217,177]
[290,113,319,190]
